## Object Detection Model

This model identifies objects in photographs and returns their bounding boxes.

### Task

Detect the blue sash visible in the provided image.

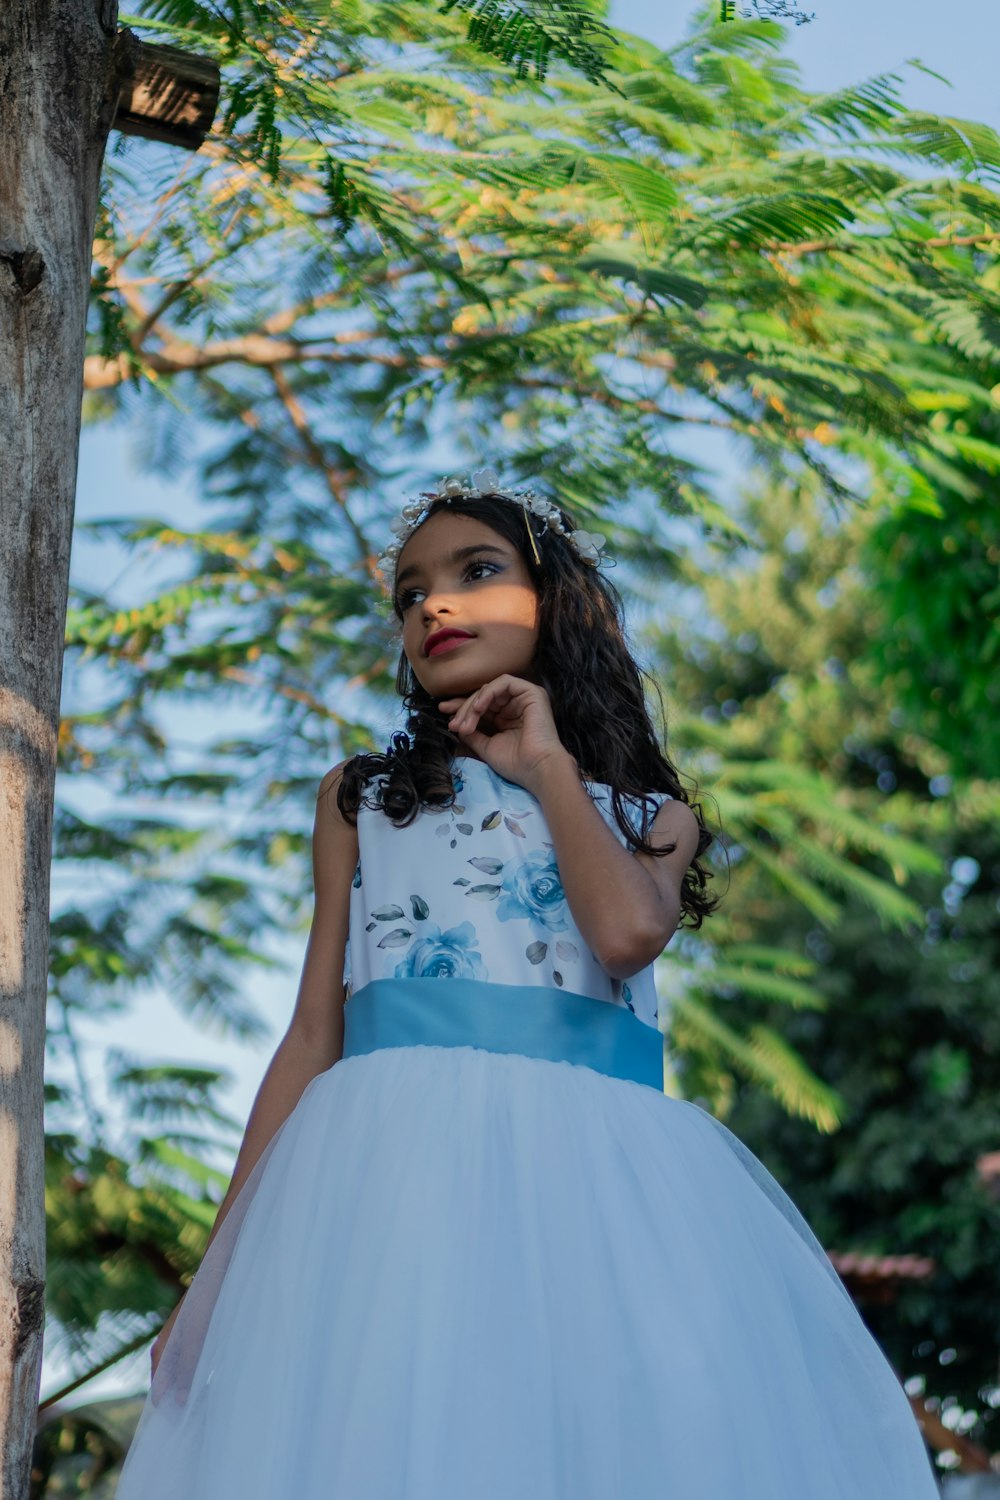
[342,977,664,1092]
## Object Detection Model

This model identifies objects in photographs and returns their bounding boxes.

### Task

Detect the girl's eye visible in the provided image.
[397,558,500,611]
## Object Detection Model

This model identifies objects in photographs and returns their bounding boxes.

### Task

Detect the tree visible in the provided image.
[650,467,1000,1470]
[861,399,1000,782]
[66,0,1000,1141]
[0,7,226,1487]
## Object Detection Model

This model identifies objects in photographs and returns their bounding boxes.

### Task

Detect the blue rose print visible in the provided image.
[394,920,487,980]
[496,850,569,932]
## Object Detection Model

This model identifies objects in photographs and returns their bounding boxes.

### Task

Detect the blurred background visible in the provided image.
[38,0,999,1491]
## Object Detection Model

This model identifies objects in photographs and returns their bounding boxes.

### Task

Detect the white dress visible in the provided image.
[115,757,940,1498]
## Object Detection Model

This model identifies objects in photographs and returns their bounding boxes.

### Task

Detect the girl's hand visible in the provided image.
[438,675,575,795]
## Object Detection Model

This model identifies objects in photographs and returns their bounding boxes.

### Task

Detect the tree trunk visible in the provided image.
[0,2,126,1492]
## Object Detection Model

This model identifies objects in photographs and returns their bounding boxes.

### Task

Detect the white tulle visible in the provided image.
[116,1043,940,1498]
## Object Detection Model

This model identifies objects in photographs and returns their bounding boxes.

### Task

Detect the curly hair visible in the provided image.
[336,492,722,929]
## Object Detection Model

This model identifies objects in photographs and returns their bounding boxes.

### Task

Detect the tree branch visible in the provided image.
[217,666,365,724]
[763,228,1000,258]
[515,373,741,433]
[83,335,434,388]
[269,367,371,558]
[37,1327,161,1414]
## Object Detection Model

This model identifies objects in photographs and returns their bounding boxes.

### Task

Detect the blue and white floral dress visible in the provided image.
[116,756,940,1500]
[343,758,662,1026]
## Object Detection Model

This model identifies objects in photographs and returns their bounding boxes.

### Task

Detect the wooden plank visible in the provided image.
[114,38,220,151]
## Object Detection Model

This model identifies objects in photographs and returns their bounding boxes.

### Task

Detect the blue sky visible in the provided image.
[50,0,997,1401]
[616,0,997,131]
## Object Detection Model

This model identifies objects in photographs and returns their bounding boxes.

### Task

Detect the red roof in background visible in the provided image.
[828,1250,936,1304]
[829,1251,936,1280]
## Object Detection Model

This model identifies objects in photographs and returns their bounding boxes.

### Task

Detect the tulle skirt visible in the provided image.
[115,982,939,1498]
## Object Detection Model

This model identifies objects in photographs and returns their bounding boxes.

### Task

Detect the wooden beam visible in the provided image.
[113,36,220,151]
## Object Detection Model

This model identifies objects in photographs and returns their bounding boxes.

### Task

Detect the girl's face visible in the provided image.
[395,509,541,699]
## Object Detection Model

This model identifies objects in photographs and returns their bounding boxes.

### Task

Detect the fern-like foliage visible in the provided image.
[54,0,1000,1430]
[440,0,618,88]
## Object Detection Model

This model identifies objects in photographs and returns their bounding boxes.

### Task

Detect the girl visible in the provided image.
[115,472,940,1498]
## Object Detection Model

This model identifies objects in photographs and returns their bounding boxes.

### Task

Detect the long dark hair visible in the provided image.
[336,492,721,928]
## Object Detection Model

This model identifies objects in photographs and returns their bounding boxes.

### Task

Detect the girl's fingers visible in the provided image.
[447,688,487,730]
[440,676,528,731]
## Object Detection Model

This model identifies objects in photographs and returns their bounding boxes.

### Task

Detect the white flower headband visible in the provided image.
[375,467,608,591]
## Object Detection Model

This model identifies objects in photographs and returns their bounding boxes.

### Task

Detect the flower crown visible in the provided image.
[375,468,608,588]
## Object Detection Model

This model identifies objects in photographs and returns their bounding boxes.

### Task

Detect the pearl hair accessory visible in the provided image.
[375,468,608,588]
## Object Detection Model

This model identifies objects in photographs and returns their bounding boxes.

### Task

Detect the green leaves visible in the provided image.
[107,1060,243,1135]
[882,112,1000,181]
[670,994,844,1132]
[92,0,1000,532]
[79,0,1000,1092]
[55,0,1000,1439]
[576,252,708,307]
[440,0,619,88]
[709,190,854,245]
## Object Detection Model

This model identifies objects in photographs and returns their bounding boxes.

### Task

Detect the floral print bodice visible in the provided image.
[343,758,672,1031]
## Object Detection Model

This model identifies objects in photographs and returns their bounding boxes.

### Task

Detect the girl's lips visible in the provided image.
[426,634,474,657]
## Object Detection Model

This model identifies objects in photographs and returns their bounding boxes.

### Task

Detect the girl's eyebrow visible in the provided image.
[394,543,508,590]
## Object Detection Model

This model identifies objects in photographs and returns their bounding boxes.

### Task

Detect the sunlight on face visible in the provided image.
[395,510,541,699]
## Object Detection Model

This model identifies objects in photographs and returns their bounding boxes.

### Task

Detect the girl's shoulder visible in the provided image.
[582,778,674,840]
[318,756,353,799]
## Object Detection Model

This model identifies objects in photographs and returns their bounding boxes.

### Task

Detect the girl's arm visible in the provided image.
[200,759,358,1256]
[532,752,702,981]
[152,761,357,1374]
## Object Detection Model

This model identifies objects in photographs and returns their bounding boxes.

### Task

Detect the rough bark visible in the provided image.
[0,2,127,1493]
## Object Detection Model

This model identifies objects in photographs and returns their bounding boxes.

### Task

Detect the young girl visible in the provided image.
[115,472,940,1498]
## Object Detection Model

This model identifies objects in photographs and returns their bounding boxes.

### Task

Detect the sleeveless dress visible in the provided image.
[115,757,940,1499]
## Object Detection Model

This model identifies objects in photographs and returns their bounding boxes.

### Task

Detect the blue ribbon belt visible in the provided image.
[342,977,664,1092]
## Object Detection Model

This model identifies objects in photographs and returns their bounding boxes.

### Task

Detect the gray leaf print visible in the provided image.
[553,970,564,987]
[365,921,377,932]
[372,904,405,921]
[466,883,502,900]
[481,810,502,831]
[410,895,430,921]
[450,838,457,849]
[453,804,465,815]
[468,857,503,875]
[436,824,451,838]
[456,823,473,835]
[453,878,472,886]
[503,816,526,838]
[378,928,413,948]
[352,863,362,889]
[526,941,547,964]
[555,940,578,962]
